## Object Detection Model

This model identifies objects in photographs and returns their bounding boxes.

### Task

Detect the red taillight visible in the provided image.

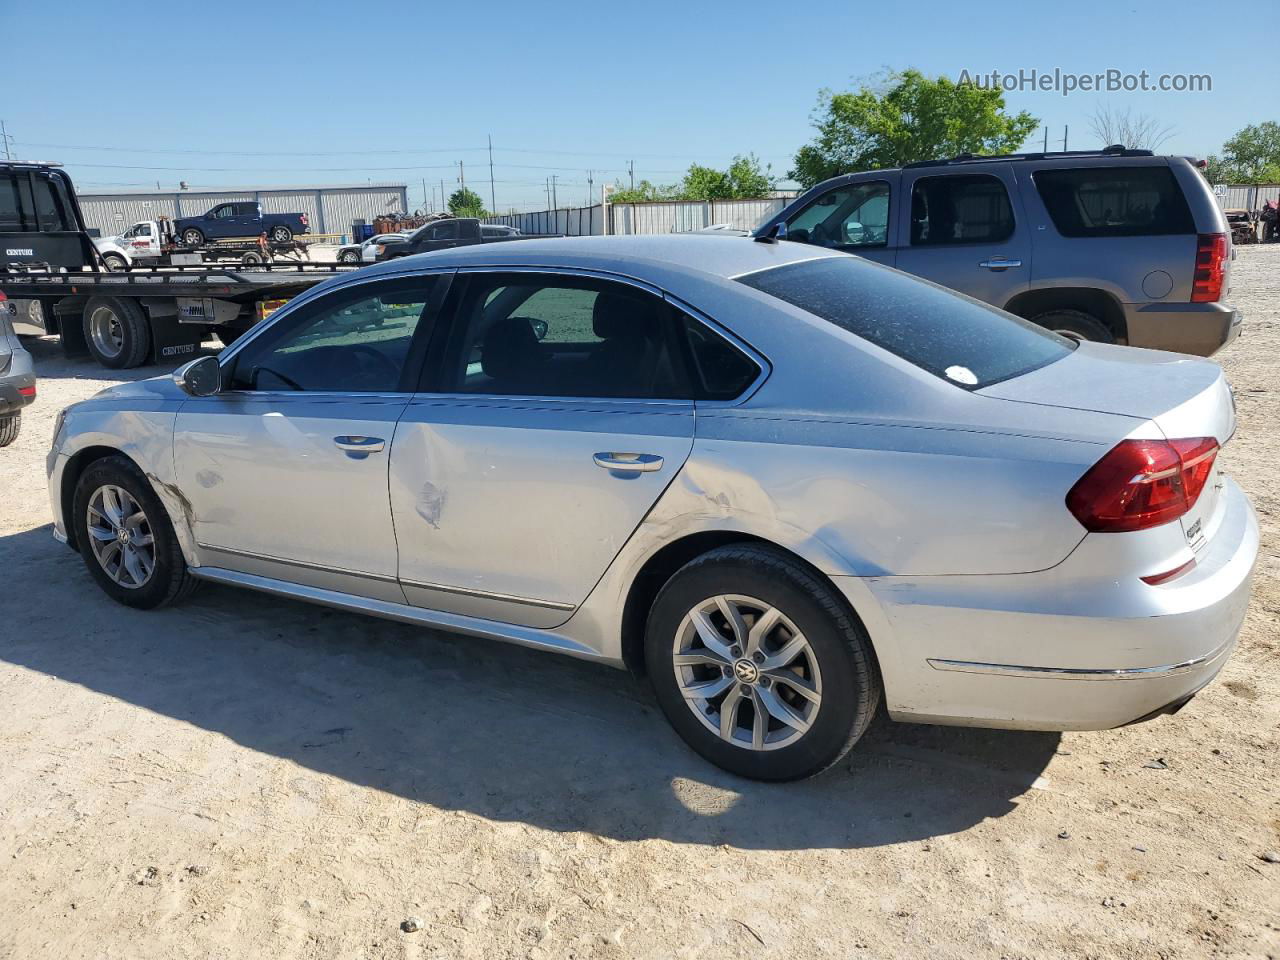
[1066,437,1219,533]
[1140,558,1197,585]
[300,214,309,226]
[0,289,7,302]
[18,385,35,398]
[1191,233,1226,303]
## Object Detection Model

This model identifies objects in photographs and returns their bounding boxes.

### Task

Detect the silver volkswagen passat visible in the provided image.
[47,235,1258,780]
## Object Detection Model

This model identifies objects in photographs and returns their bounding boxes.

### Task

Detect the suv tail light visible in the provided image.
[1191,233,1227,302]
[1066,437,1219,533]
[300,214,309,226]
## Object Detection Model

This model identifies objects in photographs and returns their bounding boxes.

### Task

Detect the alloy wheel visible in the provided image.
[672,594,822,751]
[86,484,156,589]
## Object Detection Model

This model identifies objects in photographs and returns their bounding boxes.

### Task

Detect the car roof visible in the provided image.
[359,234,844,283]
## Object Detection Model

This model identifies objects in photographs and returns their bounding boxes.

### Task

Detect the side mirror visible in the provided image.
[529,318,549,341]
[174,355,221,397]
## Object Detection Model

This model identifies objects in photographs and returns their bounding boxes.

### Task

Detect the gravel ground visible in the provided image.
[0,248,1277,960]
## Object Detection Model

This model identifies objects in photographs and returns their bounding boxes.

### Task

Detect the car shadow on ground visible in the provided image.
[0,524,1060,851]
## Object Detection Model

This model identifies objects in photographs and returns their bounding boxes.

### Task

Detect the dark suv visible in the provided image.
[756,148,1238,355]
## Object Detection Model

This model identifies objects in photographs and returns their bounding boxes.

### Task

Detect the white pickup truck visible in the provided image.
[90,218,303,270]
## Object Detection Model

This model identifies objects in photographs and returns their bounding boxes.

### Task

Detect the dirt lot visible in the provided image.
[1,249,1277,960]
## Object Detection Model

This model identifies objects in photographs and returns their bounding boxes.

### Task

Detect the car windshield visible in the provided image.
[737,257,1074,389]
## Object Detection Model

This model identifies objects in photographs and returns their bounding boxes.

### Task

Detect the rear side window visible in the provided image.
[738,257,1072,389]
[910,174,1014,245]
[1033,166,1194,237]
[680,314,760,400]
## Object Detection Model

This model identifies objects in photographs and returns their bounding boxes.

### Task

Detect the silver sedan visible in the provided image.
[47,236,1259,780]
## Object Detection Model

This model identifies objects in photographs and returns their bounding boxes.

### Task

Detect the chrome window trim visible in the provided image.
[927,636,1234,681]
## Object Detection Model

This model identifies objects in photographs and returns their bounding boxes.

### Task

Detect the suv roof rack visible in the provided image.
[0,160,65,169]
[902,145,1154,169]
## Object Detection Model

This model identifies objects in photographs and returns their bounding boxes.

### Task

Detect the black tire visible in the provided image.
[83,295,152,369]
[0,413,19,447]
[239,250,265,265]
[182,228,205,247]
[101,253,129,272]
[644,543,881,781]
[339,250,360,264]
[270,225,293,243]
[72,455,199,609]
[1030,308,1114,344]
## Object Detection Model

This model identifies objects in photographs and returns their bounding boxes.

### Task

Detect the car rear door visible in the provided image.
[893,164,1031,309]
[388,269,695,628]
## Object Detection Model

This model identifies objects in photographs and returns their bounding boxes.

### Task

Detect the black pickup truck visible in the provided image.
[375,218,549,261]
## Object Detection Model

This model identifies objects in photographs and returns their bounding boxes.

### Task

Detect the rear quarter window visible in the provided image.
[1033,166,1194,237]
[738,257,1073,389]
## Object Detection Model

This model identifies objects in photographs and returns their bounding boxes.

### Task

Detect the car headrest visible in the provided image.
[480,316,544,381]
[592,291,654,339]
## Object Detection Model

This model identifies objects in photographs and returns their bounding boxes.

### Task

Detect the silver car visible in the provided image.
[0,293,36,446]
[47,236,1258,780]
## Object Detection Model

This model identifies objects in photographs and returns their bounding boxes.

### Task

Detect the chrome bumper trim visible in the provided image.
[927,636,1235,681]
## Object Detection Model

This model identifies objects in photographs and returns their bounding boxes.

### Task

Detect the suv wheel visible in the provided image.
[1031,309,1115,344]
[72,455,198,609]
[270,225,293,243]
[644,544,881,781]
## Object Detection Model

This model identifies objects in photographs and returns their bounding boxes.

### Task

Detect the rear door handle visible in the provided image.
[979,258,1022,270]
[593,452,664,473]
[334,435,385,458]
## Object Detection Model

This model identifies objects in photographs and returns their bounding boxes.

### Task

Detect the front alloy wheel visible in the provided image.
[86,483,156,589]
[673,595,822,751]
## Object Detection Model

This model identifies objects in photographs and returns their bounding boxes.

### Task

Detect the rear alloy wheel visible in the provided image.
[1031,308,1114,344]
[270,225,293,243]
[72,455,198,609]
[182,228,205,247]
[0,413,19,447]
[645,544,881,781]
[83,295,151,368]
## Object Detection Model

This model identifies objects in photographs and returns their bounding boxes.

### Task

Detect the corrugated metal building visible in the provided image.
[77,183,409,239]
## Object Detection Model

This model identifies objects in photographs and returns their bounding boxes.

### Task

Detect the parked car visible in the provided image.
[336,233,403,264]
[47,235,1258,780]
[755,148,1239,356]
[0,292,36,446]
[375,218,537,260]
[174,202,309,247]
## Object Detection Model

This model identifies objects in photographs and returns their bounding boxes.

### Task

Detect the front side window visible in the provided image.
[226,278,438,392]
[0,174,32,231]
[440,274,684,399]
[910,174,1014,245]
[1033,166,1194,237]
[784,180,891,248]
[212,205,236,219]
[738,257,1072,389]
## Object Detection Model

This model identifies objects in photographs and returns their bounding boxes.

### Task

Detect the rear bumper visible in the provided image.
[0,376,35,415]
[842,477,1259,731]
[1124,301,1240,356]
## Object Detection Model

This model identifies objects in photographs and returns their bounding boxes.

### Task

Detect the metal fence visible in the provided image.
[484,196,794,237]
[1213,184,1280,210]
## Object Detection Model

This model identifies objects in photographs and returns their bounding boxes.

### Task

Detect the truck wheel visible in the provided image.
[1030,309,1114,344]
[83,296,151,369]
[182,228,205,247]
[0,413,19,447]
[270,225,293,243]
[101,253,129,272]
[239,250,265,266]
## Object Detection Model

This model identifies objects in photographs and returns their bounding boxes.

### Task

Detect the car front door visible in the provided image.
[780,174,898,267]
[892,165,1031,309]
[388,270,696,628]
[173,274,446,601]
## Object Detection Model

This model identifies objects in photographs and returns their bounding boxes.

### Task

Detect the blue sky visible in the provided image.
[2,0,1270,211]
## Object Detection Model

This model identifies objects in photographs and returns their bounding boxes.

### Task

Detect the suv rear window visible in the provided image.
[1033,166,1194,237]
[738,257,1073,389]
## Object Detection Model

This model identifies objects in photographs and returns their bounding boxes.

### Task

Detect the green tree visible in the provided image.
[608,155,776,203]
[448,187,488,217]
[1204,122,1280,184]
[790,69,1040,188]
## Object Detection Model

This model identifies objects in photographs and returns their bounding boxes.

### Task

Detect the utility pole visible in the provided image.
[551,174,558,211]
[1043,126,1048,152]
[627,159,634,191]
[422,178,429,213]
[0,120,13,161]
[458,160,465,194]
[1062,125,1069,151]
[487,135,496,214]
[586,170,594,207]
[441,178,447,213]
[545,178,551,210]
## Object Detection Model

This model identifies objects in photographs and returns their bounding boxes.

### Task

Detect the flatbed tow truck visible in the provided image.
[1,161,358,368]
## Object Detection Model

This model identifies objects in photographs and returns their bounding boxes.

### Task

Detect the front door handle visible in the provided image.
[979,258,1023,270]
[334,435,385,458]
[593,452,664,473]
